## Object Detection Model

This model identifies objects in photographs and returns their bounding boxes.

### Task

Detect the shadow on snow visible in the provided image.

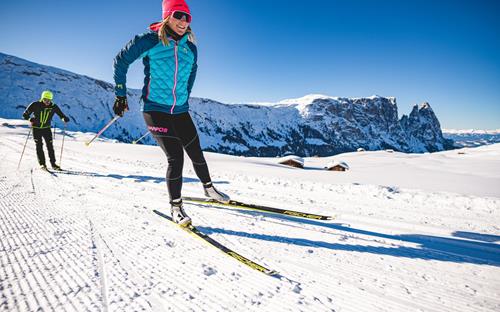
[55,169,229,185]
[191,204,500,267]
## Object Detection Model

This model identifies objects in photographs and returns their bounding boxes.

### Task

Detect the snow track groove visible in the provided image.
[0,178,100,311]
[89,220,108,312]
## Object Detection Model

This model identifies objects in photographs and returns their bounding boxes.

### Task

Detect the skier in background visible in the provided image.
[22,90,70,170]
[112,0,229,227]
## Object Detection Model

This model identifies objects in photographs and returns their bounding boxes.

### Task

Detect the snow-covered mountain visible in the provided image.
[0,52,453,156]
[443,129,500,148]
[400,102,450,152]
[0,52,146,143]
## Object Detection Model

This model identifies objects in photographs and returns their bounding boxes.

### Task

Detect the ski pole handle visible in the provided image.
[85,115,120,146]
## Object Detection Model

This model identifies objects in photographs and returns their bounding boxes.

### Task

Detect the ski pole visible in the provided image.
[59,123,67,166]
[132,132,150,144]
[17,127,32,170]
[85,115,120,146]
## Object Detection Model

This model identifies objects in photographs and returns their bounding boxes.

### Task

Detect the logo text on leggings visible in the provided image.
[148,126,169,133]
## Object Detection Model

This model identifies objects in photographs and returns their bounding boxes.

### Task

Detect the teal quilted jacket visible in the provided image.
[113,28,197,114]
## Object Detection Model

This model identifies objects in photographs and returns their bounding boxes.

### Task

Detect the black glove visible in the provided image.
[62,117,70,123]
[29,118,36,126]
[113,96,129,117]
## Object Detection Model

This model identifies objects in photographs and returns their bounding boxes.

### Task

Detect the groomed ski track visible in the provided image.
[1,120,499,312]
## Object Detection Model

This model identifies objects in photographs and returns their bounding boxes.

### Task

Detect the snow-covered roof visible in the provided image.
[278,155,304,166]
[326,160,349,170]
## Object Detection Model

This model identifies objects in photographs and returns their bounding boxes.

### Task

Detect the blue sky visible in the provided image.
[1,0,499,129]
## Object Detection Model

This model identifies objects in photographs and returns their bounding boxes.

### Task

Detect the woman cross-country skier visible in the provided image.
[113,0,229,226]
[22,90,70,171]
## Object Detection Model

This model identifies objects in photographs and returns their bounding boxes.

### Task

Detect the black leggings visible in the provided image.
[32,128,56,166]
[143,111,211,201]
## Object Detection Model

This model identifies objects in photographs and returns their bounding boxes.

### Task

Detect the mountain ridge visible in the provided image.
[0,52,454,156]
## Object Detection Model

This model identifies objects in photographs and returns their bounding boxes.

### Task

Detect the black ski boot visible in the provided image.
[51,163,62,171]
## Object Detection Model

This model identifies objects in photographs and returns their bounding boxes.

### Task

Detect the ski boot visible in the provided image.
[203,182,230,203]
[51,163,62,171]
[40,164,48,171]
[170,199,192,227]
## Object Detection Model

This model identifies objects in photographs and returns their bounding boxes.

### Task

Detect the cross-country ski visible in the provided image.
[153,209,279,276]
[183,196,335,220]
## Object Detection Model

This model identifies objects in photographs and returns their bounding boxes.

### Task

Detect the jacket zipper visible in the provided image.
[171,41,179,114]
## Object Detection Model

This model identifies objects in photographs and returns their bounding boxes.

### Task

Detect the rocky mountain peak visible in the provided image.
[0,52,454,156]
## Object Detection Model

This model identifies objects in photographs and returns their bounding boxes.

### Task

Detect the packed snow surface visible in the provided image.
[1,118,499,312]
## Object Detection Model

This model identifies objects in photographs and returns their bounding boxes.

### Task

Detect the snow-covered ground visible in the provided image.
[1,117,499,312]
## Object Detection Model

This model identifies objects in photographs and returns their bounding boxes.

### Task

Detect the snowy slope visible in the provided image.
[0,52,146,143]
[1,118,499,312]
[1,52,452,156]
[443,129,500,148]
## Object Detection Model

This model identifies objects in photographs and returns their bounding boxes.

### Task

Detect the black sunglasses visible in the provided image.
[171,11,192,23]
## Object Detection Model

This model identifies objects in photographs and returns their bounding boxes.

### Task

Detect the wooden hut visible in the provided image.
[278,155,304,169]
[325,160,350,172]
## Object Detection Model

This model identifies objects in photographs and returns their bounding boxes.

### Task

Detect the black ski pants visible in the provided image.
[32,128,56,166]
[143,111,211,201]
